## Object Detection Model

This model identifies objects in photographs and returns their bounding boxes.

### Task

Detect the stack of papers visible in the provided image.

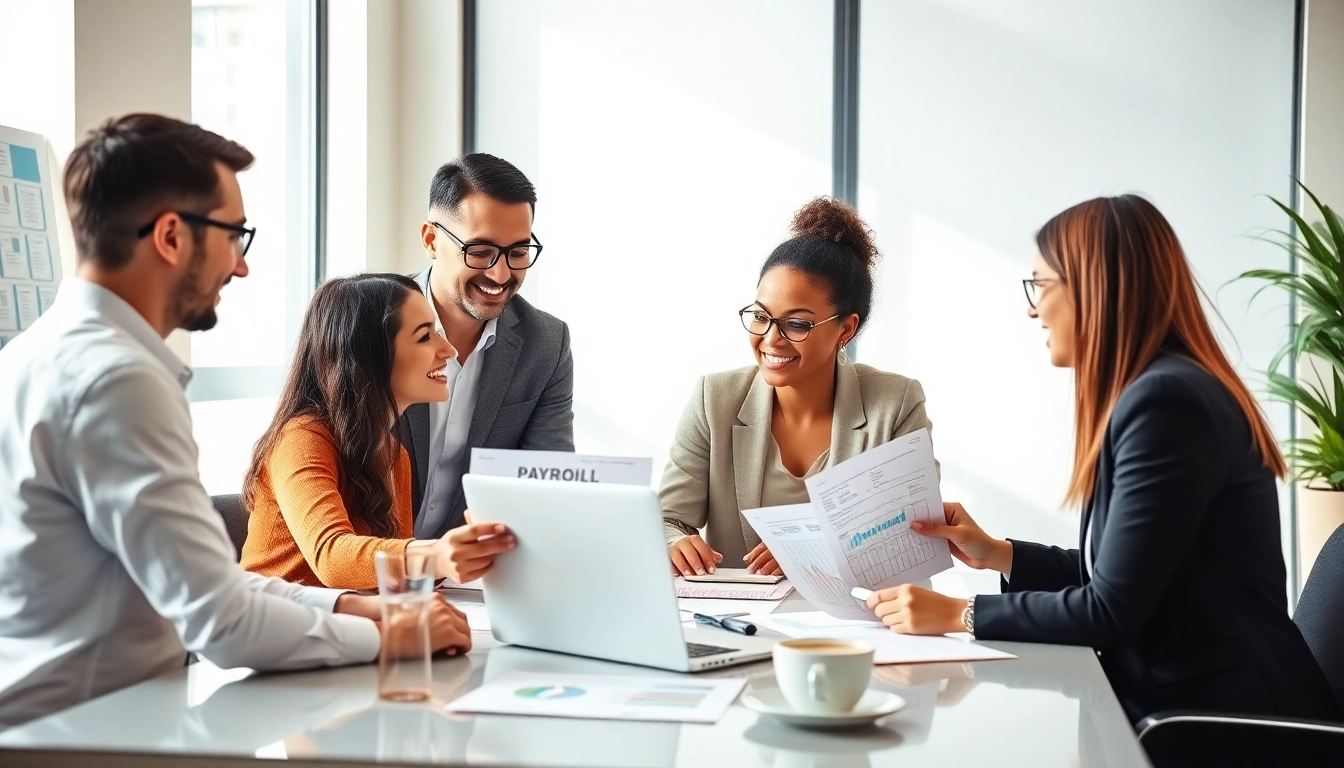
[447,672,745,723]
[672,578,793,600]
[676,598,782,617]
[744,611,1016,665]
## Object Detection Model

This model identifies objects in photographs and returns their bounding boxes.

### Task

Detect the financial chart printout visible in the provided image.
[804,429,951,590]
[742,505,872,620]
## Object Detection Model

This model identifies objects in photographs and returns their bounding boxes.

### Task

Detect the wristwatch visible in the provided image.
[961,596,976,635]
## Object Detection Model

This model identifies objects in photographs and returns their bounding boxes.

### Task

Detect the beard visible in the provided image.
[172,248,221,332]
[457,275,518,321]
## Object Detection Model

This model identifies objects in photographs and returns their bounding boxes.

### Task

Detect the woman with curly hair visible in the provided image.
[659,197,937,577]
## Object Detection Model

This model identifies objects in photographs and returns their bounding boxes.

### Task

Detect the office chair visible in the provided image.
[210,493,250,561]
[1137,523,1344,767]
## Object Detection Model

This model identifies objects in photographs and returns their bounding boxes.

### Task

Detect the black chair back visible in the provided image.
[211,493,250,561]
[1295,522,1344,715]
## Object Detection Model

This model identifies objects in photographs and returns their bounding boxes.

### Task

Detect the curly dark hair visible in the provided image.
[759,196,881,335]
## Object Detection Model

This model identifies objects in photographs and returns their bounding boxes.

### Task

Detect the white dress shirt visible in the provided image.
[414,289,497,538]
[0,279,380,728]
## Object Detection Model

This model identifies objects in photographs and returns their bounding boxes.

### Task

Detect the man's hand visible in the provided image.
[377,596,472,660]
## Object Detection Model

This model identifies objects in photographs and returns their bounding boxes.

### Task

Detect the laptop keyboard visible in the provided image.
[686,641,737,658]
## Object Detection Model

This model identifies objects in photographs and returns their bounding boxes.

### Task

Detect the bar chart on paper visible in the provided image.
[806,429,952,590]
[843,500,939,584]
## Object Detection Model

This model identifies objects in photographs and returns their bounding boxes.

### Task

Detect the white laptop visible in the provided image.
[461,475,775,672]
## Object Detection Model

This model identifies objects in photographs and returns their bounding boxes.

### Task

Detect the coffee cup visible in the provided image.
[771,638,874,714]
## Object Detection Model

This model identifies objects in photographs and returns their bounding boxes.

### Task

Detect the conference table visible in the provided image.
[0,574,1151,767]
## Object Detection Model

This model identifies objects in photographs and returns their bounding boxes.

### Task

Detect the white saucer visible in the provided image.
[741,689,906,730]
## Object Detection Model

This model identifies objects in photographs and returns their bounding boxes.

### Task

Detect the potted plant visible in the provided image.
[1240,182,1344,588]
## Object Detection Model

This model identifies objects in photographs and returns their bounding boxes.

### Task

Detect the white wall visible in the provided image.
[474,0,835,472]
[855,0,1298,550]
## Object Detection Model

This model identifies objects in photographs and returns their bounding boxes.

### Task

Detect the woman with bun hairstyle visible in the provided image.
[660,197,936,577]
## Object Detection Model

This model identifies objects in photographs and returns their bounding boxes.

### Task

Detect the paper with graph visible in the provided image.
[743,504,873,619]
[742,429,950,619]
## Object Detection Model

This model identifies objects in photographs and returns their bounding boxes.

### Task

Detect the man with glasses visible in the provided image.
[0,114,467,728]
[403,154,574,541]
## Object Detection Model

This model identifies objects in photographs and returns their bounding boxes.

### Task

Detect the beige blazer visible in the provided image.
[659,355,936,567]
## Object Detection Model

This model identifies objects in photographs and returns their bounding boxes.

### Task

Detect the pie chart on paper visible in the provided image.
[514,685,586,700]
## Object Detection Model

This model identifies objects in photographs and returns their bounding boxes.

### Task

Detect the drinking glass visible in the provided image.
[375,549,435,702]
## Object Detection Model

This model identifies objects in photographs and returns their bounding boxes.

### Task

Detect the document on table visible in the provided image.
[446,672,745,724]
[805,428,951,590]
[746,611,1016,665]
[672,577,793,600]
[676,598,782,618]
[742,504,873,620]
[471,448,653,486]
[445,600,492,631]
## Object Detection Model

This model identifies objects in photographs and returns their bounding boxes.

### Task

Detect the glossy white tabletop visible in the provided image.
[0,577,1151,767]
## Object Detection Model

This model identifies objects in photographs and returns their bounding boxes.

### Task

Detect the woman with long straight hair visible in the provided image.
[863,195,1339,724]
[240,273,515,591]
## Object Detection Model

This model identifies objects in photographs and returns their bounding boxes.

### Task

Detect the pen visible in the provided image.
[693,613,757,635]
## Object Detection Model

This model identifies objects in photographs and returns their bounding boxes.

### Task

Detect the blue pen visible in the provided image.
[693,613,757,635]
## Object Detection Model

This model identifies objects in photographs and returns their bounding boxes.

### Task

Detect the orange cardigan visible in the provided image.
[240,416,415,590]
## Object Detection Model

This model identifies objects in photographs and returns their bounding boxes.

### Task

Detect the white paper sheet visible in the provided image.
[445,600,492,631]
[746,611,1016,665]
[445,672,745,723]
[742,504,873,620]
[672,578,793,600]
[805,428,952,591]
[676,598,782,618]
[471,448,653,486]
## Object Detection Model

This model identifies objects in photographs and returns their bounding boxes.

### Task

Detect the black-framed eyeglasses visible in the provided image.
[739,305,841,342]
[136,212,256,257]
[1022,278,1058,309]
[432,222,543,270]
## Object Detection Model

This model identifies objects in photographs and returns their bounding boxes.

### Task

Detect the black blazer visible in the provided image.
[399,268,576,538]
[975,354,1339,724]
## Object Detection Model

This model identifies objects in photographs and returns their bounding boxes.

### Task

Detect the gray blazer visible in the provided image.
[659,355,935,567]
[399,267,575,537]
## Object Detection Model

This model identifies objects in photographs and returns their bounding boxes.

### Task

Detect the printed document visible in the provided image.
[743,428,951,619]
[471,448,653,486]
[745,611,1016,665]
[446,672,745,724]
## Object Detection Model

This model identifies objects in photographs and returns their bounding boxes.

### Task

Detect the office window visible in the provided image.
[475,0,833,472]
[854,0,1297,548]
[190,0,318,493]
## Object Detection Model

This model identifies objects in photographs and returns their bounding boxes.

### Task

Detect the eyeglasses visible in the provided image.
[137,212,256,257]
[432,222,543,270]
[137,209,258,258]
[1022,278,1059,309]
[739,305,841,342]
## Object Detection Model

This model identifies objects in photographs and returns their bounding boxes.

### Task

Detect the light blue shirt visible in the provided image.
[0,279,380,728]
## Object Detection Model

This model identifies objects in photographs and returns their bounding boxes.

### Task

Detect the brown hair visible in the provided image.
[63,113,254,270]
[760,197,880,334]
[1038,195,1285,506]
[243,274,423,537]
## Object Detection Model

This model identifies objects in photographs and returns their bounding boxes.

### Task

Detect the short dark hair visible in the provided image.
[63,113,254,270]
[760,197,881,336]
[428,153,536,217]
